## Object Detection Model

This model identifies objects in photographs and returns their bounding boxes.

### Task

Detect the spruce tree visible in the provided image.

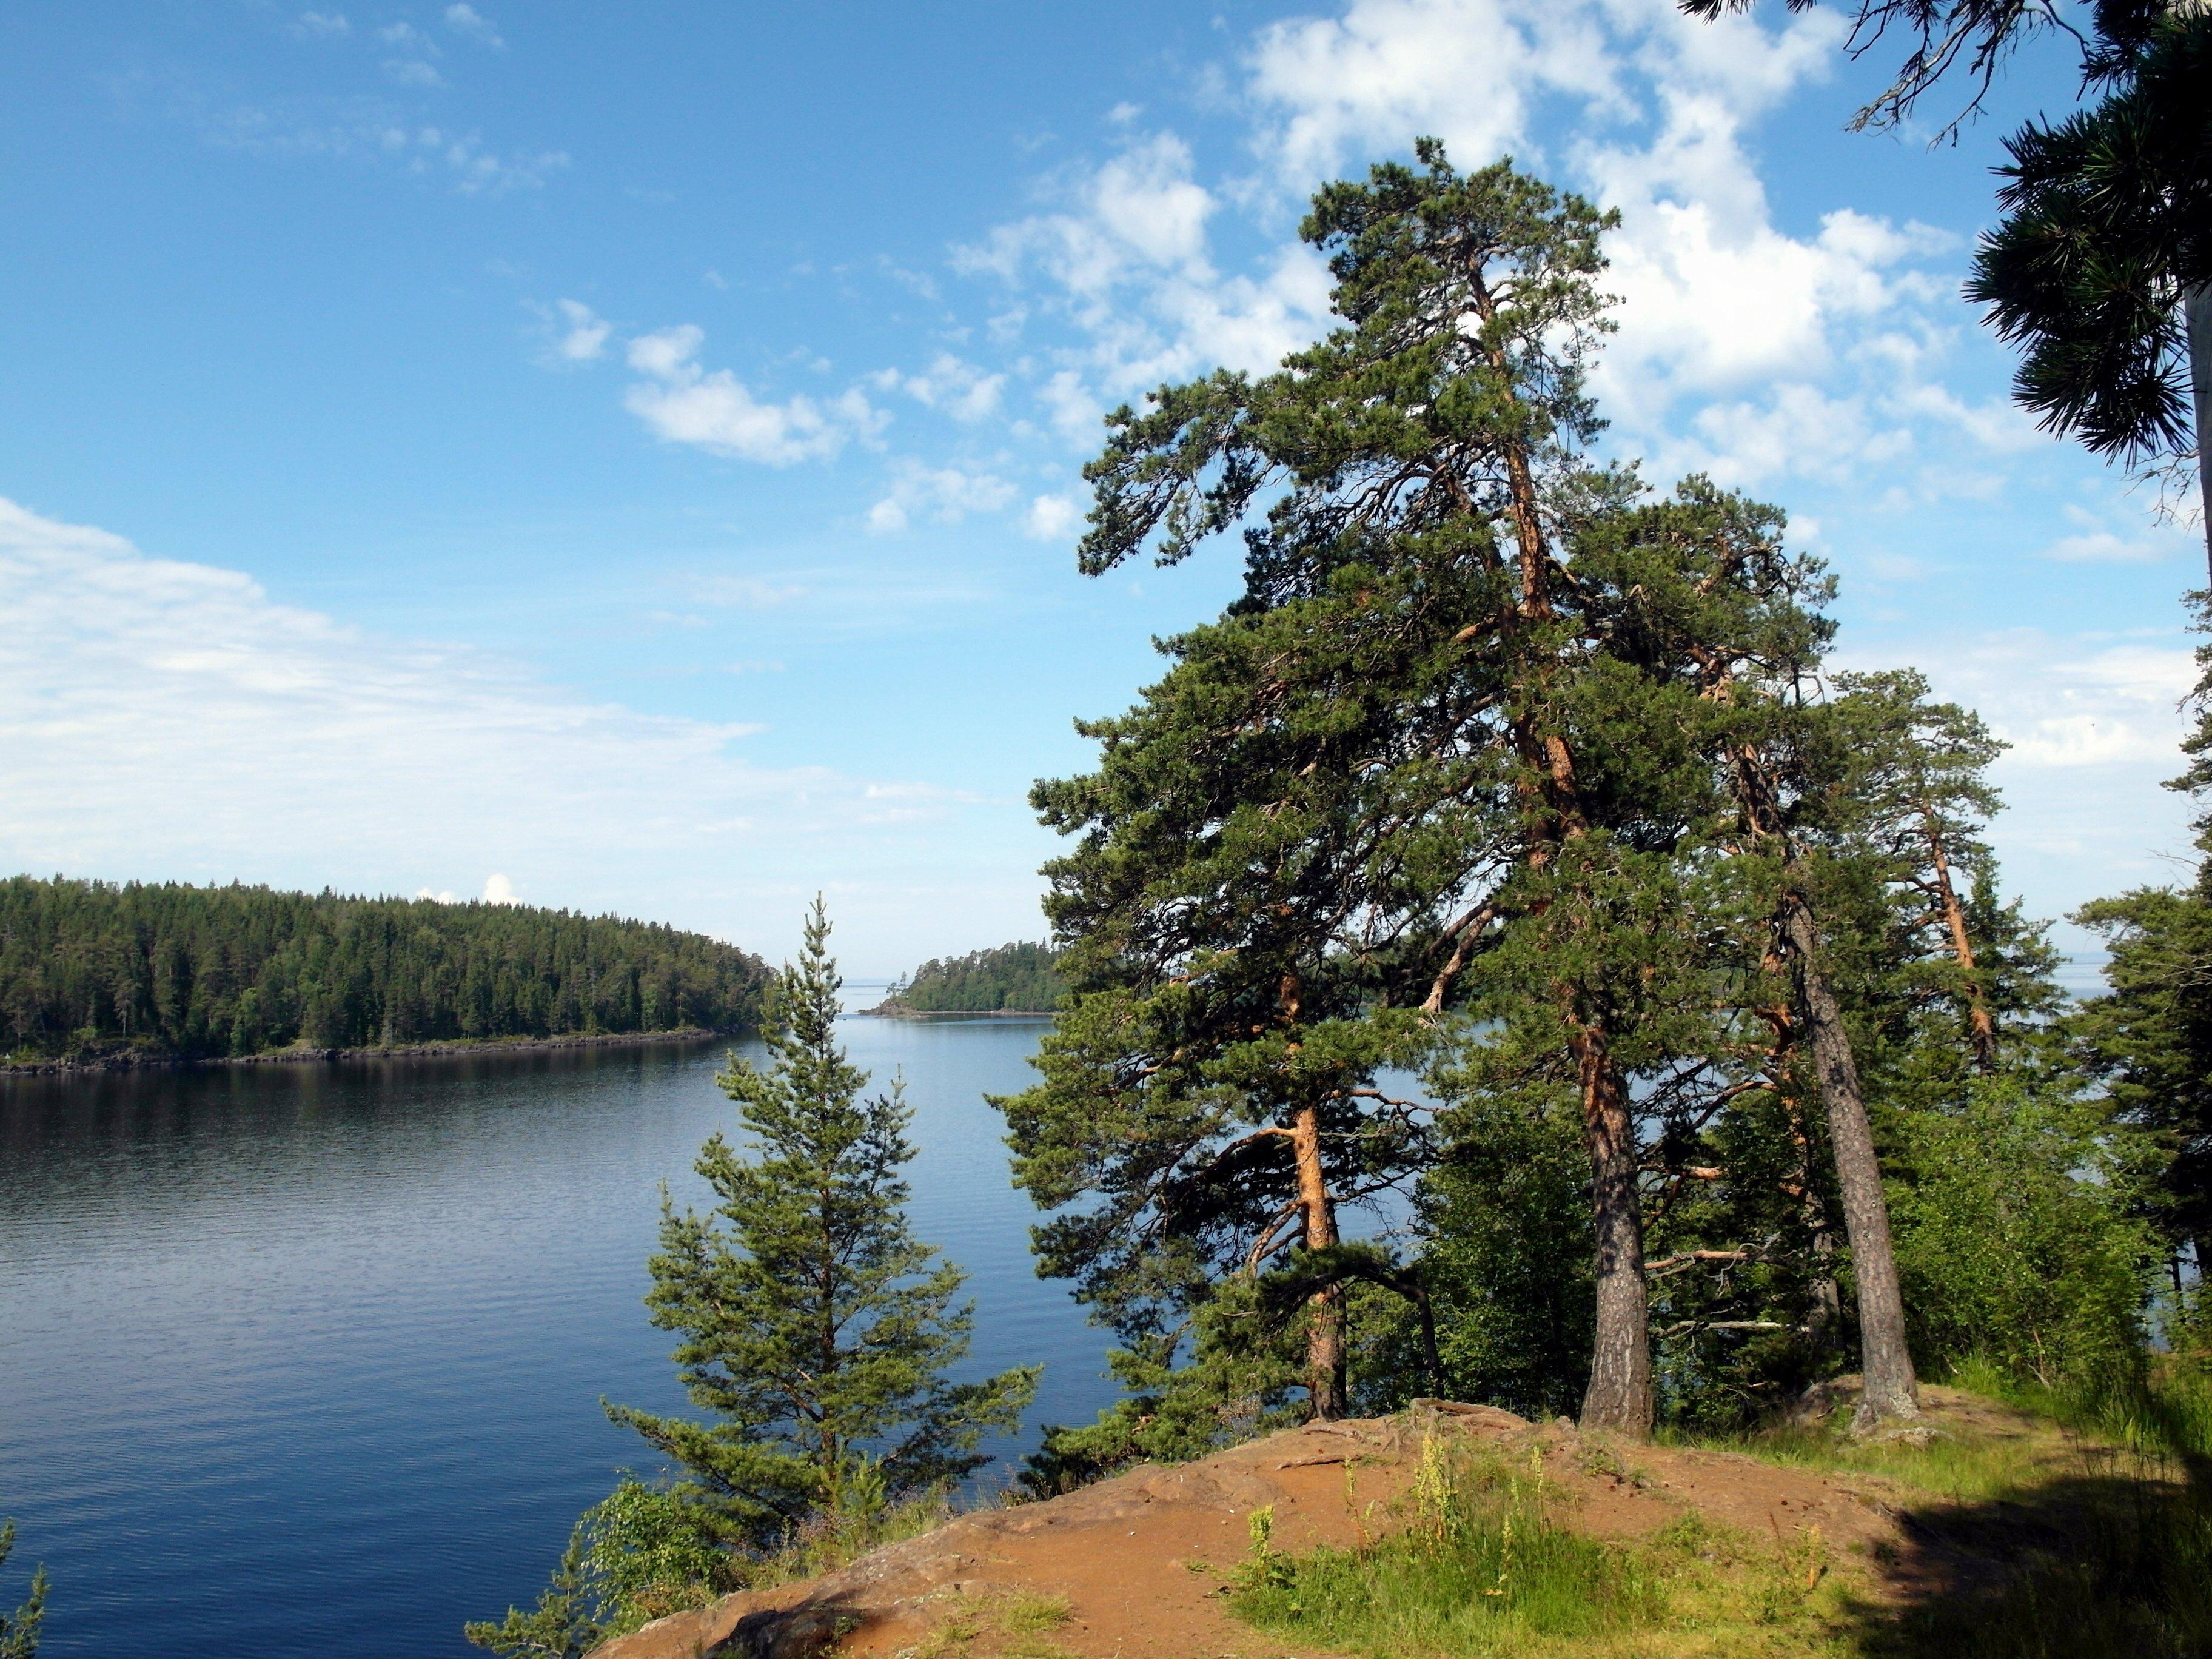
[606,900,1037,1546]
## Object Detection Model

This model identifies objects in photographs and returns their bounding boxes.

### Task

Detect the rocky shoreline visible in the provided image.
[0,1027,738,1077]
[857,1002,1056,1020]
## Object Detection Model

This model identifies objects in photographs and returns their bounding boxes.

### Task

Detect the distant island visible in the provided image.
[0,876,769,1068]
[863,940,1065,1016]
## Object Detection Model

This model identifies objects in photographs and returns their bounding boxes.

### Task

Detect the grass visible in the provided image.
[1227,1439,1842,1657]
[908,1588,1076,1659]
[1225,1361,2212,1659]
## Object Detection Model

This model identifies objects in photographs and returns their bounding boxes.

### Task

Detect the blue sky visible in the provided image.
[1,0,2202,976]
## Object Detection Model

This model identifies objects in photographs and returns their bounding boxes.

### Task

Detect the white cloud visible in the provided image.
[416,886,457,903]
[950,0,2019,491]
[866,463,1017,535]
[954,133,1333,401]
[1024,493,1083,541]
[1037,370,1102,442]
[386,59,444,88]
[549,298,610,363]
[293,11,350,38]
[877,354,1005,423]
[0,497,973,930]
[1246,0,1624,187]
[1897,631,2197,771]
[623,326,881,465]
[481,871,520,905]
[444,4,504,47]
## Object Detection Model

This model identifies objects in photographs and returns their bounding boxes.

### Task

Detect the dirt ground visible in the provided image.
[585,1389,2059,1659]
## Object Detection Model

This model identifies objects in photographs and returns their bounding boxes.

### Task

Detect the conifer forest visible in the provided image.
[0,876,769,1061]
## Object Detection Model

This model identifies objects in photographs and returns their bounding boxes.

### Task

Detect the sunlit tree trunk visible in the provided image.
[1290,1104,1348,1418]
[1782,897,1922,1431]
[1575,1024,1653,1434]
[1923,813,1998,1068]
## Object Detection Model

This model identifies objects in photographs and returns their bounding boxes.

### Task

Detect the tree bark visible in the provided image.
[2188,283,2211,585]
[1925,816,1998,1068]
[1574,1022,1654,1436]
[1781,896,1922,1431]
[1291,1103,1349,1419]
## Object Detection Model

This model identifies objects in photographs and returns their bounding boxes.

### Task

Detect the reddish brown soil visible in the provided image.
[589,1390,2033,1659]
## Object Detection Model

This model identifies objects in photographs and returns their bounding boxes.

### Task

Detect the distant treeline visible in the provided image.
[880,941,1065,1013]
[0,876,770,1062]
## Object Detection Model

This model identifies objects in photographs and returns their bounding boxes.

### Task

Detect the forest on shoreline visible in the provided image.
[868,941,1066,1016]
[0,876,769,1064]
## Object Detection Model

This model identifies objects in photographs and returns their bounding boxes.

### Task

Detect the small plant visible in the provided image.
[0,1519,46,1659]
[1232,1504,1296,1594]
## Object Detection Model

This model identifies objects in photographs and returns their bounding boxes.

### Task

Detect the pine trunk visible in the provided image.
[1574,1024,1653,1436]
[1782,897,1922,1431]
[1291,1104,1349,1419]
[2188,284,2210,583]
[1925,820,1997,1068]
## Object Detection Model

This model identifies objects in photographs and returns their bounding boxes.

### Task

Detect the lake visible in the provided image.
[0,1015,1113,1658]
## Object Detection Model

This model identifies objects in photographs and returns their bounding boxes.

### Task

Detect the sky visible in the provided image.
[1,0,2204,977]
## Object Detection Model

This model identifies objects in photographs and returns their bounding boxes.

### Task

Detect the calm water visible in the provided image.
[0,1016,1113,1658]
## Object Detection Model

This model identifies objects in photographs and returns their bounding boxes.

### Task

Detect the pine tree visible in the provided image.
[1010,147,1883,1443]
[606,901,1037,1547]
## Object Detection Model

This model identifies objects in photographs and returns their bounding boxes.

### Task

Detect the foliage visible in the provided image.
[0,1521,44,1659]
[464,1481,730,1657]
[0,875,768,1061]
[1888,1074,2157,1389]
[606,900,1036,1548]
[1410,1080,1595,1423]
[1008,142,1775,1446]
[880,943,1066,1014]
[1965,12,2212,478]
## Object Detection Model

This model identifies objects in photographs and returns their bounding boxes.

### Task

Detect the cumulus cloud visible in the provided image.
[866,463,1017,534]
[954,134,1334,399]
[623,326,881,465]
[948,0,2048,495]
[1024,493,1083,541]
[1245,0,1624,187]
[293,11,351,38]
[481,872,521,905]
[0,496,968,922]
[876,354,1005,423]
